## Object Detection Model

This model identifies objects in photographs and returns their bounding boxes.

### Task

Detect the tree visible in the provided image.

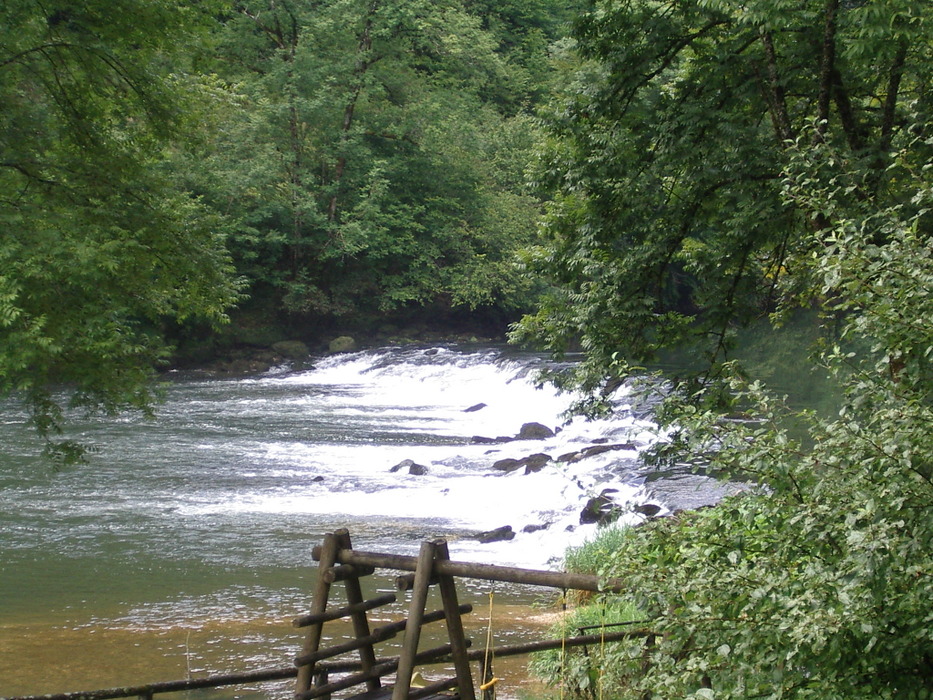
[513,0,932,398]
[553,158,933,695]
[515,0,933,695]
[182,0,572,327]
[0,0,240,460]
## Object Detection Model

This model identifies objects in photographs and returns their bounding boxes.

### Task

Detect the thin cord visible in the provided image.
[560,588,567,700]
[480,590,500,694]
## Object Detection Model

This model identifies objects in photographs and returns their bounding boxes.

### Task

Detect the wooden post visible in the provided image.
[335,529,381,692]
[435,540,476,700]
[295,532,338,695]
[312,668,330,700]
[391,539,437,700]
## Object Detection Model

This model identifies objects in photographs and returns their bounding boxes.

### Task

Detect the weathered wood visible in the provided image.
[312,545,626,593]
[322,563,376,583]
[391,540,439,700]
[312,667,331,700]
[407,676,459,699]
[296,532,339,694]
[294,605,472,667]
[292,593,398,628]
[297,643,466,700]
[395,572,438,591]
[298,660,399,700]
[0,666,300,700]
[435,540,476,700]
[336,530,381,692]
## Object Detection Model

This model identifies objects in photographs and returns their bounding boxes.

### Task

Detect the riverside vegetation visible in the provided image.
[517,0,933,697]
[2,0,932,697]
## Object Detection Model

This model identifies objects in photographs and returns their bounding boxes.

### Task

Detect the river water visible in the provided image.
[0,345,730,698]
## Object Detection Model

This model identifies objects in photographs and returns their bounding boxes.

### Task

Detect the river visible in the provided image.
[0,345,733,698]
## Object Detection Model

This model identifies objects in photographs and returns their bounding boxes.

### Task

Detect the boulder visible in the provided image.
[522,522,551,534]
[522,453,552,474]
[328,335,357,353]
[474,525,515,543]
[516,422,555,440]
[492,453,552,474]
[580,488,621,525]
[633,502,663,517]
[492,457,522,472]
[390,459,428,476]
[271,340,310,360]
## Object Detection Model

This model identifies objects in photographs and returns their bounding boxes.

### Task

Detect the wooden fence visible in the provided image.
[2,529,649,700]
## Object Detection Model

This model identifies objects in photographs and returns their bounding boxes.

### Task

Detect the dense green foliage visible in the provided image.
[180,0,577,327]
[513,0,932,396]
[520,0,933,696]
[0,0,241,459]
[1,1,578,454]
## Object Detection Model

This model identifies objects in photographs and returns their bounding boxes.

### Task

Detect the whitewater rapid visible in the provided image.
[173,345,663,568]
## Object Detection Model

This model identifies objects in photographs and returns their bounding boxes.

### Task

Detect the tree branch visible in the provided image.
[880,39,909,153]
[758,30,796,145]
[814,0,840,142]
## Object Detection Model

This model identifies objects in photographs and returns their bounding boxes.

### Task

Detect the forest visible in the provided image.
[2,0,932,697]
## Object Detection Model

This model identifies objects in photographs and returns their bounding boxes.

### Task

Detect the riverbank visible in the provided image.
[168,304,515,377]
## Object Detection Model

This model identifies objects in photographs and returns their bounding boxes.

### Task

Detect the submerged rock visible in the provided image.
[474,525,515,543]
[328,335,357,353]
[517,422,555,440]
[390,459,428,476]
[580,488,621,525]
[463,403,487,413]
[472,435,513,444]
[561,443,638,463]
[633,502,663,517]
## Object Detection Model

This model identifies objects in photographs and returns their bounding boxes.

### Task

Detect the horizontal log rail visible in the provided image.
[293,592,398,628]
[294,604,472,667]
[297,642,465,700]
[1,628,652,700]
[313,546,627,593]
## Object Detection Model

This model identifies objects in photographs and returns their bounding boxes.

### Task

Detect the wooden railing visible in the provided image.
[2,529,649,700]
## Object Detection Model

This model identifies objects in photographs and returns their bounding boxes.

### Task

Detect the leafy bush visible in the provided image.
[544,144,933,698]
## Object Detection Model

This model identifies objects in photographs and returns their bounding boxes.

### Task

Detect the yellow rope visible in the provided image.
[480,591,500,693]
[598,599,607,700]
[560,589,567,700]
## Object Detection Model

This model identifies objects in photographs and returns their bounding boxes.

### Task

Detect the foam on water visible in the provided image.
[172,345,665,567]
